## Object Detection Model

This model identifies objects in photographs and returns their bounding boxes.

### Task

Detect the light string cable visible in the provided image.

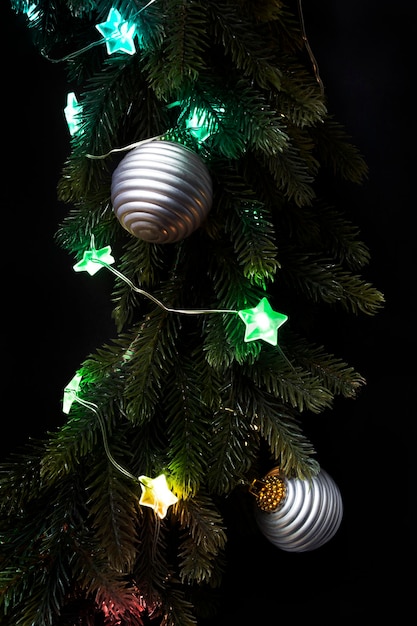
[297,0,324,97]
[71,394,140,484]
[94,257,238,316]
[86,136,164,160]
[88,249,297,373]
[41,0,157,63]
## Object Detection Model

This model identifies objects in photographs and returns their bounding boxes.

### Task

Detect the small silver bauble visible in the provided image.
[254,468,343,552]
[111,140,213,243]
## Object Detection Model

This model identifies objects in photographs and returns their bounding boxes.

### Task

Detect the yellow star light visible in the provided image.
[138,474,178,519]
[238,297,288,346]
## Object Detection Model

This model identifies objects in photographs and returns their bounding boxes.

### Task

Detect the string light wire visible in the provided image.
[71,394,140,483]
[94,258,238,315]
[297,0,324,96]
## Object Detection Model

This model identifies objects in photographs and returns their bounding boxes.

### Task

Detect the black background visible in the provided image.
[2,2,414,624]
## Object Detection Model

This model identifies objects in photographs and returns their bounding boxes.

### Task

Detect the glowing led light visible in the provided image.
[64,92,82,136]
[63,372,83,414]
[139,474,178,519]
[95,8,137,55]
[186,108,211,142]
[185,105,225,143]
[73,244,115,276]
[24,3,39,20]
[238,297,288,346]
[256,312,270,330]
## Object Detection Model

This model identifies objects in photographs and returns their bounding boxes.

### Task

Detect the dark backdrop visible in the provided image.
[2,2,414,623]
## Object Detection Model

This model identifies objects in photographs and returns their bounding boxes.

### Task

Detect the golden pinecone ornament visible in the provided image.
[250,467,287,512]
[252,467,343,552]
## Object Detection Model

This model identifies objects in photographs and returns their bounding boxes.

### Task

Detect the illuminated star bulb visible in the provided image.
[186,109,210,142]
[185,105,224,143]
[238,297,288,346]
[73,242,115,276]
[64,92,82,136]
[138,474,178,519]
[95,7,137,55]
[24,3,39,20]
[62,372,83,414]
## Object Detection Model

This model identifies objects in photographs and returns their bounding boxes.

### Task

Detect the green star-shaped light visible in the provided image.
[95,7,137,55]
[184,105,224,143]
[73,244,115,276]
[64,92,82,136]
[63,372,82,414]
[238,297,288,346]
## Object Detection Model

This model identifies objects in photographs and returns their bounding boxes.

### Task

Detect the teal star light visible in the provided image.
[64,92,82,136]
[95,7,137,55]
[238,297,288,346]
[73,244,115,276]
[184,105,225,143]
[24,3,40,21]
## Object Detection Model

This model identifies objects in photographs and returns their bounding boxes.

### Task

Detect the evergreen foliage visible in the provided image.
[1,1,384,624]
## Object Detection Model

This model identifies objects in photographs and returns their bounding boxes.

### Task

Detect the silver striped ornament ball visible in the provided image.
[254,468,343,552]
[111,140,213,243]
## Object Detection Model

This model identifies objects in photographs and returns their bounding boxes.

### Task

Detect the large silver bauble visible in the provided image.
[111,140,213,243]
[254,469,343,552]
